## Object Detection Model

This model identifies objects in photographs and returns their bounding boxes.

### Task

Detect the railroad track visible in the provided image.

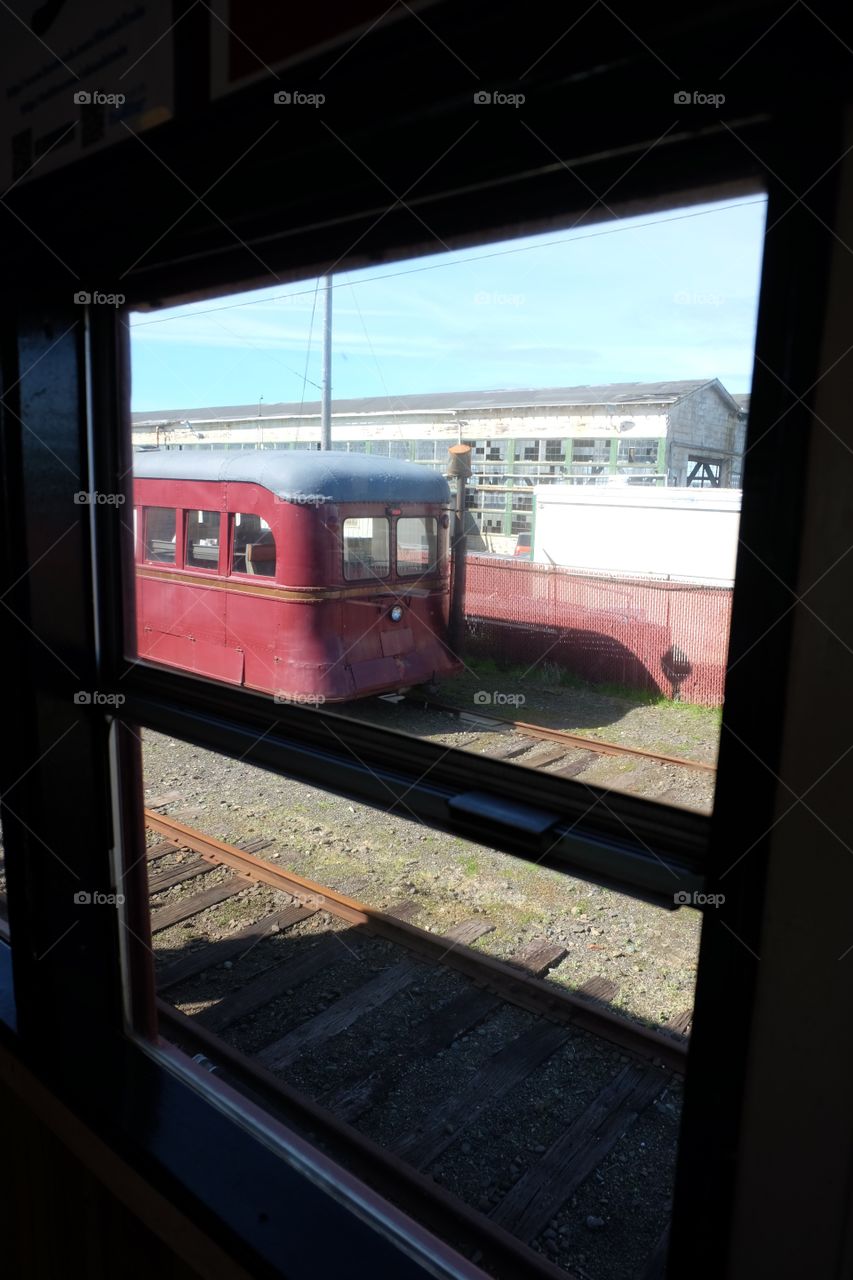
[146,809,690,1280]
[399,693,717,776]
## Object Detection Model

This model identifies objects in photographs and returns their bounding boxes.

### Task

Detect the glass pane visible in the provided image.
[144,507,176,563]
[186,510,220,569]
[231,513,276,577]
[129,192,766,818]
[342,517,389,579]
[397,517,438,576]
[142,735,697,1280]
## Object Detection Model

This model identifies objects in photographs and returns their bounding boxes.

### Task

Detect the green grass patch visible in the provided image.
[445,654,721,713]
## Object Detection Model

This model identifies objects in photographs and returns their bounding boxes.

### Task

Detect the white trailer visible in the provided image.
[531,484,741,586]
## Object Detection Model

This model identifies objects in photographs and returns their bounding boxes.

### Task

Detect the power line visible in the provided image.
[347,280,408,431]
[296,277,322,444]
[130,198,766,329]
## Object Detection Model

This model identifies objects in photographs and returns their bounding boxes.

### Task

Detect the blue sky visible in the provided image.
[130,196,767,412]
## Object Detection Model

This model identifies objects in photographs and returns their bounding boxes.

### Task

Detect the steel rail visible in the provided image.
[404,694,717,773]
[145,810,688,1072]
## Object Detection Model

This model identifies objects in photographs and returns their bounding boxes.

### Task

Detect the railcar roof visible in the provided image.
[133,448,451,503]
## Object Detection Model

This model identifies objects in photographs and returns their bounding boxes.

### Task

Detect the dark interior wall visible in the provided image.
[0,1078,203,1280]
[0,1041,259,1280]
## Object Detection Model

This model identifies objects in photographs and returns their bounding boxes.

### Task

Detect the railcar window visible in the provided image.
[342,517,390,580]
[397,517,438,576]
[231,513,276,577]
[186,510,222,570]
[143,507,177,564]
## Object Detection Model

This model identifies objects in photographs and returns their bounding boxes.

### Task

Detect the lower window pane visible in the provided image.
[141,730,699,1278]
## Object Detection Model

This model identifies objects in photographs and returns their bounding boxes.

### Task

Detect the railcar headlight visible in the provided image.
[390,605,404,623]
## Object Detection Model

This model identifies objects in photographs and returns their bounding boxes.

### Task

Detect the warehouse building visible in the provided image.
[133,378,744,538]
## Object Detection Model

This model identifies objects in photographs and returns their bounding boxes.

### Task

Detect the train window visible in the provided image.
[342,517,390,580]
[128,194,764,823]
[186,510,222,570]
[143,507,177,563]
[231,513,276,577]
[397,517,438,576]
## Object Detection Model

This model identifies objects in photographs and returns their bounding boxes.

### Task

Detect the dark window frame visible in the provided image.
[0,16,848,1277]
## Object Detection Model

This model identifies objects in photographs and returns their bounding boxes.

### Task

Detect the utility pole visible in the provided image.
[446,443,472,655]
[321,273,332,450]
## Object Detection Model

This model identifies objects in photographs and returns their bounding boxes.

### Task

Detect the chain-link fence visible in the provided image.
[464,557,732,705]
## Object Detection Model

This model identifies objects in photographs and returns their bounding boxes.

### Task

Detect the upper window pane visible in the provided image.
[397,516,438,576]
[143,507,176,563]
[186,510,220,570]
[129,193,766,818]
[343,517,389,580]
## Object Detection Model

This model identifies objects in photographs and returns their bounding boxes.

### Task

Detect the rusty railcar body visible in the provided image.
[133,450,460,702]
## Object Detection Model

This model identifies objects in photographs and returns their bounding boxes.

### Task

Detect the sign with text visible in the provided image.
[3,2,172,188]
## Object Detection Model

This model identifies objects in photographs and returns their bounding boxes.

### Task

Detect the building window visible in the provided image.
[687,457,723,487]
[571,439,609,465]
[617,438,658,465]
[544,439,565,461]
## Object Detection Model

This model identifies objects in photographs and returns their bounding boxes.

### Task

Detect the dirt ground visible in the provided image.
[143,678,707,1034]
[350,684,717,816]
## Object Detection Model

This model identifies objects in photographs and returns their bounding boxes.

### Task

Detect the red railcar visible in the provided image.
[133,449,460,702]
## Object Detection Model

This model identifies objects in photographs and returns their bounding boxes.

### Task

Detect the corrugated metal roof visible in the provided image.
[133,448,451,504]
[133,379,730,425]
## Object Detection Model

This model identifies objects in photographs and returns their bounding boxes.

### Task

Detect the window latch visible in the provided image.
[447,790,560,840]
